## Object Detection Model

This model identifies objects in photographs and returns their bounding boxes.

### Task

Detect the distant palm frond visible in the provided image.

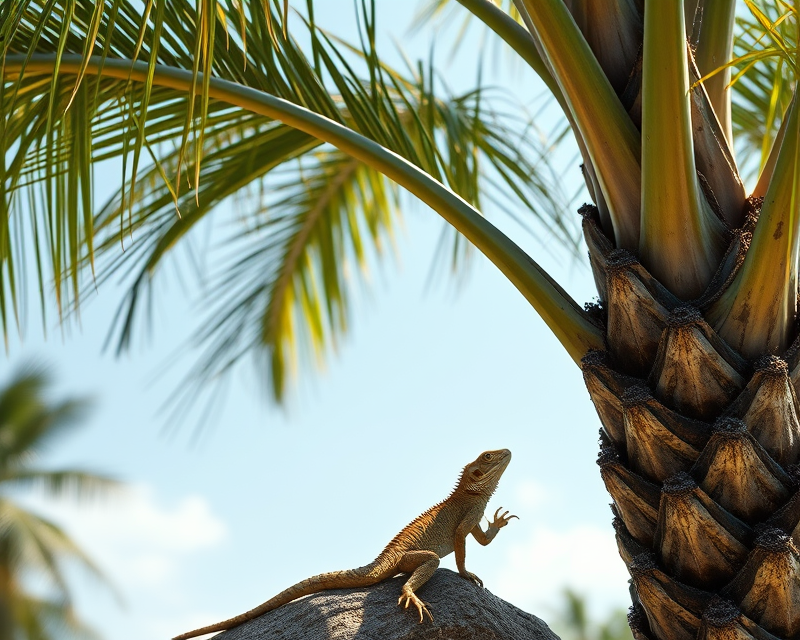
[553,589,633,640]
[0,367,115,639]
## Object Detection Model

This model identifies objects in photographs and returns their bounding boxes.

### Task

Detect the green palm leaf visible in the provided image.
[731,1,797,178]
[553,589,633,640]
[0,500,104,594]
[13,593,100,640]
[0,367,87,466]
[183,150,395,402]
[2,0,591,400]
[0,470,118,498]
[0,367,117,639]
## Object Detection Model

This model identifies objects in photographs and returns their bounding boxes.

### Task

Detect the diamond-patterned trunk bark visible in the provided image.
[582,204,800,640]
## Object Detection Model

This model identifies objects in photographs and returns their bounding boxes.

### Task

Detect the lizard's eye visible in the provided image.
[483,453,492,461]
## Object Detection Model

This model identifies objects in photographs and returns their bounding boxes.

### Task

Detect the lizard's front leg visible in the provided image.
[454,522,483,587]
[396,551,439,623]
[455,507,518,586]
[471,507,518,546]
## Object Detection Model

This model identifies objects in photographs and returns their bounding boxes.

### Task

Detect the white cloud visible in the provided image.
[492,522,632,621]
[10,485,230,640]
[19,485,227,588]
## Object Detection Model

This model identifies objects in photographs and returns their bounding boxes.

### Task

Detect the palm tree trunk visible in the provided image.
[582,200,800,639]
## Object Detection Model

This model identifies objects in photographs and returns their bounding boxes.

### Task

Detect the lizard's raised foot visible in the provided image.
[459,570,483,587]
[398,589,433,623]
[490,507,519,529]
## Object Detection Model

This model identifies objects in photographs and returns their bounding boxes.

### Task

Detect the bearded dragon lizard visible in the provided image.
[173,448,517,639]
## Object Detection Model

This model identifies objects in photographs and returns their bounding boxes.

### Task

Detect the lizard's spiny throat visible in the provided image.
[458,449,512,495]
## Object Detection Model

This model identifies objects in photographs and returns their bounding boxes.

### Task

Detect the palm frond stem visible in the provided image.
[454,0,565,107]
[694,0,737,145]
[639,0,728,300]
[3,53,603,362]
[517,0,641,250]
[707,91,800,357]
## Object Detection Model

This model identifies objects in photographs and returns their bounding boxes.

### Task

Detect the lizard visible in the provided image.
[173,448,517,639]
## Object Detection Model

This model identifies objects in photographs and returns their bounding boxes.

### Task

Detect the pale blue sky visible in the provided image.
[6,3,634,638]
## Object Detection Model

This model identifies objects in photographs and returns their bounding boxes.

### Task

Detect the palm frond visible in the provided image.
[0,499,108,597]
[414,0,523,32]
[411,0,565,102]
[97,136,397,402]
[2,0,589,401]
[0,368,114,639]
[0,469,119,499]
[730,0,797,181]
[171,150,396,405]
[560,589,590,639]
[12,591,101,640]
[0,366,89,468]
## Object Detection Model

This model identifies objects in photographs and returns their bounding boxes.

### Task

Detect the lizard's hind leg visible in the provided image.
[396,551,439,623]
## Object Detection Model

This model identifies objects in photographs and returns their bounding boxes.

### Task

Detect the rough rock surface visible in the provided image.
[214,569,559,640]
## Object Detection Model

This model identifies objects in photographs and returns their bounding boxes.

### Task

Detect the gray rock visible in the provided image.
[215,569,559,640]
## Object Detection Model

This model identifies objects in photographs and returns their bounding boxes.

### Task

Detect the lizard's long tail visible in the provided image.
[172,562,392,640]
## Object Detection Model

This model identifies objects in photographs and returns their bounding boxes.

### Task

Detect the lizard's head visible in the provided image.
[458,449,512,495]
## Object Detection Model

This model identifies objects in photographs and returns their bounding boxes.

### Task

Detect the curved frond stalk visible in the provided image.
[694,0,737,144]
[3,54,603,363]
[639,0,727,300]
[517,0,641,250]
[95,86,571,400]
[707,92,800,358]
[508,2,615,235]
[71,48,572,396]
[454,0,564,107]
[3,1,582,374]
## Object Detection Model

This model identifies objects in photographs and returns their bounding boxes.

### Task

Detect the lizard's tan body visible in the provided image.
[173,448,516,639]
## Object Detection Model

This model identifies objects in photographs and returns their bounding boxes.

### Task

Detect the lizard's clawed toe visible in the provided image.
[398,591,433,623]
[491,507,519,528]
[460,570,483,587]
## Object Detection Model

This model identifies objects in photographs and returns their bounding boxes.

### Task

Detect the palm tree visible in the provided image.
[0,365,117,639]
[2,0,800,637]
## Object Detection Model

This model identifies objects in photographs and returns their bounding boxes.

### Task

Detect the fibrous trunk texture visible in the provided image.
[582,201,800,640]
